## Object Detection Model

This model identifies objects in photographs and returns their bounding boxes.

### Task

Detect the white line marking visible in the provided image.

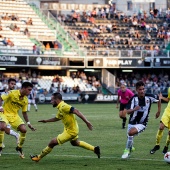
[2,152,165,162]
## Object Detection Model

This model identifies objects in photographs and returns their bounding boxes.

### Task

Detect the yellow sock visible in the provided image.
[39,146,52,159]
[165,135,170,147]
[18,132,26,147]
[79,141,94,151]
[0,131,4,147]
[156,129,163,145]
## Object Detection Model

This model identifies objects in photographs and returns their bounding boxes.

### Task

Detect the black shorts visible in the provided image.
[119,103,127,111]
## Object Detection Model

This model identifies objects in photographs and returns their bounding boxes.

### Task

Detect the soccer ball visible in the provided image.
[164,152,170,164]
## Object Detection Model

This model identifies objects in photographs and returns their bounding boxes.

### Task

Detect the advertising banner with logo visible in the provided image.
[36,93,80,103]
[29,56,68,66]
[154,58,170,67]
[0,55,27,65]
[92,58,144,67]
[94,94,118,102]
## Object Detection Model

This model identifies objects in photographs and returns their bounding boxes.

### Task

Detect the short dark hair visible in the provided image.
[136,81,145,89]
[52,92,62,100]
[22,82,33,88]
[8,78,16,84]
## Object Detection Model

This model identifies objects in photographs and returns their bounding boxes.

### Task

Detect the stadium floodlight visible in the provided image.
[0,68,6,70]
[84,69,95,72]
[69,69,78,72]
[122,70,133,72]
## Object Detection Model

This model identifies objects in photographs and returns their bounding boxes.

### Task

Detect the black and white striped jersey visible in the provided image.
[126,94,159,126]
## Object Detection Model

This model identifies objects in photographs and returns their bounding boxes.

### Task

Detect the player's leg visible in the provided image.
[32,99,38,111]
[31,137,59,162]
[0,113,8,155]
[30,129,70,162]
[12,118,26,158]
[162,122,170,154]
[162,133,170,154]
[5,124,19,144]
[119,103,127,129]
[70,138,100,158]
[122,124,145,159]
[150,112,168,154]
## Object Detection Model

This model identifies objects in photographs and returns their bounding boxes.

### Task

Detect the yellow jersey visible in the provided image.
[56,101,79,135]
[1,90,28,122]
[165,87,170,112]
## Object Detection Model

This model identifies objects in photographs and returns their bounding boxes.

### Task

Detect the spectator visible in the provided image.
[26,18,33,25]
[53,42,58,50]
[7,38,14,47]
[13,24,20,32]
[145,32,151,43]
[2,37,8,46]
[24,27,30,36]
[9,23,15,31]
[46,43,50,50]
[36,46,40,55]
[33,44,37,54]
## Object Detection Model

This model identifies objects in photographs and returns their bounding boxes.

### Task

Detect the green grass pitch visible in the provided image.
[0,103,170,170]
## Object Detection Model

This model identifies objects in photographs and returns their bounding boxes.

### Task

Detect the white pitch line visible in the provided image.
[53,154,165,162]
[1,152,165,162]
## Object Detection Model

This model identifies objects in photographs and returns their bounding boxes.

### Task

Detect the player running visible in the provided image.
[150,87,170,154]
[0,81,36,158]
[121,81,161,159]
[30,92,100,162]
[116,83,134,129]
[27,88,38,112]
[0,78,20,149]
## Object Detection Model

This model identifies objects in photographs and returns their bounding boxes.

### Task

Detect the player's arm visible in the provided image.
[155,98,161,119]
[38,117,60,123]
[22,111,36,131]
[123,105,140,115]
[159,93,170,102]
[0,96,3,112]
[72,108,93,130]
[116,95,120,108]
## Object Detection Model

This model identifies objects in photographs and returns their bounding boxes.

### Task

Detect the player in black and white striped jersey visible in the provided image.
[121,81,161,159]
[27,88,38,112]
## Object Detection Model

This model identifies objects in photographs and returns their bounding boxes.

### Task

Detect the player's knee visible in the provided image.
[159,122,165,130]
[70,140,79,146]
[0,122,7,131]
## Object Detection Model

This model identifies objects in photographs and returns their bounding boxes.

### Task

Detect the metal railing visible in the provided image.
[0,48,169,58]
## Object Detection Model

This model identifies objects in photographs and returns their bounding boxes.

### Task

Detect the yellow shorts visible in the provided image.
[161,108,170,130]
[57,129,78,145]
[0,112,24,131]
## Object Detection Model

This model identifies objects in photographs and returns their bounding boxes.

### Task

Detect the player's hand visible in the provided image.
[116,105,119,109]
[155,111,160,119]
[134,106,140,111]
[86,121,93,130]
[38,120,47,123]
[159,93,163,100]
[28,124,36,131]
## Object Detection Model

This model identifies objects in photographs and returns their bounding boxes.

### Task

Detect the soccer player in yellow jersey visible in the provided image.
[30,92,100,162]
[150,87,170,154]
[0,78,20,148]
[0,81,36,158]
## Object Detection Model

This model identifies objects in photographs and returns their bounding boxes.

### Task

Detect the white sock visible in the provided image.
[28,104,31,111]
[34,104,38,110]
[126,136,133,149]
[10,130,19,138]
